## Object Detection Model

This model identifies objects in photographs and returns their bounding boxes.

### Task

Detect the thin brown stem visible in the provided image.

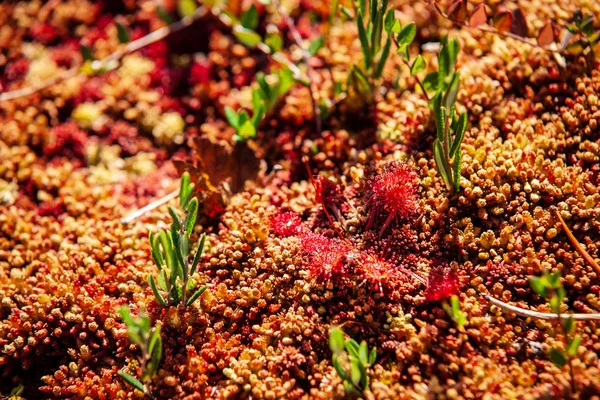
[554,209,600,275]
[0,6,208,103]
[481,293,600,321]
[391,36,430,101]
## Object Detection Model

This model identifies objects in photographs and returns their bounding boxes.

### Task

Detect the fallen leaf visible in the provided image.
[469,4,487,27]
[493,11,512,33]
[510,7,528,38]
[537,21,554,46]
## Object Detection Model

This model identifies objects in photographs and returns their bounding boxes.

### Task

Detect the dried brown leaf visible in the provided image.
[447,0,468,22]
[469,4,487,27]
[510,7,528,38]
[537,21,554,46]
[493,11,512,33]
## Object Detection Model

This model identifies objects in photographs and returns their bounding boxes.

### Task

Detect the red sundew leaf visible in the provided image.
[425,266,460,302]
[469,4,487,27]
[510,7,528,38]
[270,211,304,237]
[447,0,468,22]
[493,11,512,33]
[537,21,555,46]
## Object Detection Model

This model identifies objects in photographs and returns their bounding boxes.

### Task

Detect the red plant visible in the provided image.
[366,162,420,237]
[424,265,460,302]
[300,232,350,283]
[43,122,88,160]
[270,211,304,237]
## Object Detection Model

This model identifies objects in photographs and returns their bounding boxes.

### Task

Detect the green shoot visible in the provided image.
[148,172,208,307]
[329,326,376,396]
[442,295,467,329]
[117,307,163,395]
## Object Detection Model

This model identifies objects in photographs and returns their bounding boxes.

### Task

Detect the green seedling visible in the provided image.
[329,326,377,396]
[443,295,467,329]
[117,307,162,395]
[148,172,208,307]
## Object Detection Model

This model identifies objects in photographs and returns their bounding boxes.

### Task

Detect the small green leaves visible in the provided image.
[398,23,417,45]
[148,173,210,308]
[308,36,325,56]
[567,335,581,356]
[80,45,95,62]
[265,33,283,53]
[549,348,568,367]
[118,371,145,392]
[329,326,376,395]
[156,6,174,24]
[177,0,197,18]
[442,295,467,328]
[410,54,425,75]
[240,4,259,30]
[116,22,130,44]
[186,285,207,306]
[233,26,262,47]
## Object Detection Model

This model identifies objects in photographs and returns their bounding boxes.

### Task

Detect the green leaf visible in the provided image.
[563,316,575,335]
[180,172,192,209]
[170,230,185,281]
[238,120,257,140]
[158,268,168,291]
[369,0,377,23]
[371,7,383,56]
[329,327,345,355]
[118,371,145,392]
[375,37,392,79]
[265,33,283,53]
[359,341,369,365]
[116,22,130,44]
[186,285,208,306]
[452,150,462,193]
[447,38,459,74]
[357,13,372,69]
[397,23,416,45]
[410,54,425,75]
[345,339,360,358]
[340,6,354,19]
[241,4,259,30]
[396,43,409,61]
[433,138,452,191]
[118,306,135,327]
[233,26,262,47]
[422,72,438,92]
[190,233,206,276]
[549,348,568,367]
[391,19,401,33]
[548,271,562,288]
[443,73,460,115]
[224,106,240,131]
[171,283,182,304]
[177,0,197,18]
[148,275,166,305]
[351,66,371,95]
[450,112,467,158]
[80,45,95,62]
[433,92,446,142]
[156,6,173,24]
[184,197,198,234]
[358,0,366,17]
[350,358,362,388]
[168,206,182,232]
[148,326,162,358]
[308,36,325,56]
[238,110,250,127]
[530,276,547,296]
[550,296,561,314]
[149,232,164,270]
[357,358,368,389]
[567,335,581,356]
[368,346,377,365]
[384,10,395,33]
[147,334,163,378]
[332,355,348,380]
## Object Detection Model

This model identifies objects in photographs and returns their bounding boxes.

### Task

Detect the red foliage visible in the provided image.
[38,200,66,217]
[189,58,213,86]
[354,252,401,294]
[424,266,460,301]
[313,176,342,207]
[270,211,304,237]
[300,232,350,283]
[367,162,420,235]
[4,58,29,81]
[43,122,88,160]
[29,23,58,44]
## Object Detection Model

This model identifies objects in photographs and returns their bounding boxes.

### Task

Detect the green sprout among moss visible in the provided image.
[443,295,467,330]
[329,326,377,396]
[225,68,294,142]
[148,172,208,307]
[117,307,162,395]
[530,271,581,389]
[430,38,466,195]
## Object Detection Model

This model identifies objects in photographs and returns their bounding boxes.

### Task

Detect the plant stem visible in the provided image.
[390,36,430,101]
[554,209,600,275]
[120,188,180,224]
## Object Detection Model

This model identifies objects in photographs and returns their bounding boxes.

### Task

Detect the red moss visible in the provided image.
[38,200,66,217]
[43,122,88,160]
[367,162,420,236]
[313,176,342,207]
[29,23,58,44]
[424,265,460,302]
[189,58,212,86]
[300,232,350,283]
[270,211,303,237]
